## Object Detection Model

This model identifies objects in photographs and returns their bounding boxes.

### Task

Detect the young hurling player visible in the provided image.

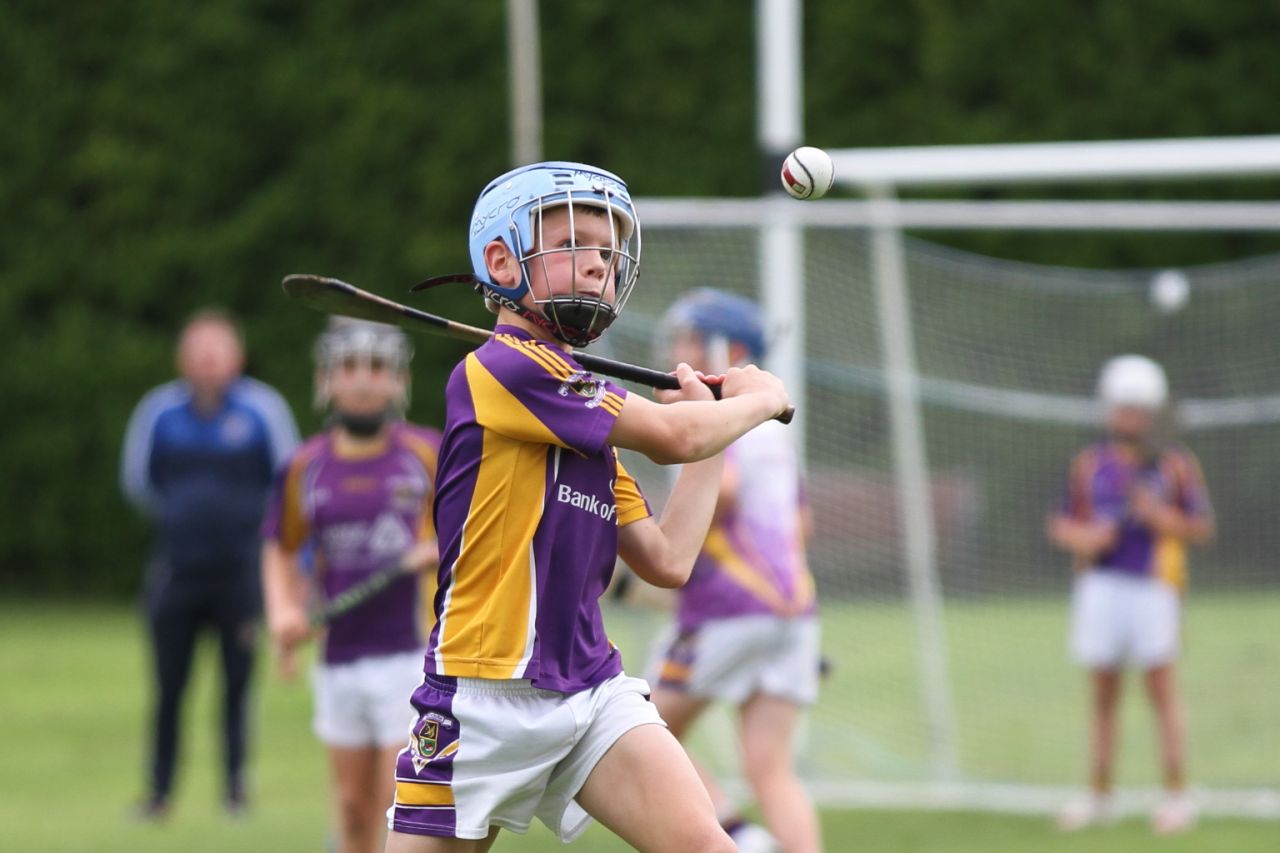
[263,318,441,853]
[646,289,822,853]
[385,162,791,853]
[1047,355,1213,835]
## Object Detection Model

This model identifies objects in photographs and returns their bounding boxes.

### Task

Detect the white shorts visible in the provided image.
[1070,571,1181,670]
[388,672,663,842]
[647,614,821,706]
[312,650,425,748]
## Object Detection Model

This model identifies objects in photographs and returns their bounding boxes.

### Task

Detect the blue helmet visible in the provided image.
[468,161,641,347]
[662,288,767,360]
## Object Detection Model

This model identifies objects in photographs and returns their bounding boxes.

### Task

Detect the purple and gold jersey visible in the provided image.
[676,420,815,632]
[426,325,651,694]
[263,422,441,664]
[1063,441,1212,589]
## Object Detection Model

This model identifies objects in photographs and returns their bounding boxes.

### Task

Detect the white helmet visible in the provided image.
[1097,354,1167,410]
[313,317,413,410]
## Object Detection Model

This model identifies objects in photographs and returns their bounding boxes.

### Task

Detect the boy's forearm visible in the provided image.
[670,393,780,461]
[657,454,726,576]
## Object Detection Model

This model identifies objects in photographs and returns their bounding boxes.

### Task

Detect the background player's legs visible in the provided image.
[1088,668,1124,795]
[1145,662,1195,832]
[330,745,400,853]
[575,723,735,853]
[651,686,765,840]
[1056,667,1123,830]
[144,586,203,813]
[1145,662,1187,790]
[649,684,707,741]
[739,692,821,853]
[214,575,258,811]
[1134,580,1187,792]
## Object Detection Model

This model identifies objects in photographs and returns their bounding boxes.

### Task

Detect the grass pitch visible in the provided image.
[0,596,1275,851]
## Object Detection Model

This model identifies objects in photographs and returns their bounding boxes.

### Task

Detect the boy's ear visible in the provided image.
[484,240,521,286]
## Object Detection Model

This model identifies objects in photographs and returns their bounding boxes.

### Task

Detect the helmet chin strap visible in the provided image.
[332,407,396,438]
[546,296,617,345]
[410,273,613,347]
[478,282,607,347]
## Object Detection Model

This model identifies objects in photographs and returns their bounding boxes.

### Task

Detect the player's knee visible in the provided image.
[649,812,735,853]
[743,740,790,783]
[678,824,737,853]
[337,793,372,834]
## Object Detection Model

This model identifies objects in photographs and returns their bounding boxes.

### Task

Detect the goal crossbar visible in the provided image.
[635,198,1280,231]
[826,135,1280,187]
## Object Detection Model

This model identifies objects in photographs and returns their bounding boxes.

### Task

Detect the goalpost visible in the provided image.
[613,189,1280,818]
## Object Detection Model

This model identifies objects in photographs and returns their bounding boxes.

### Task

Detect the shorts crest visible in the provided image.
[410,712,456,773]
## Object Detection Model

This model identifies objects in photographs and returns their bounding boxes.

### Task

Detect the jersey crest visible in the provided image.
[557,370,607,408]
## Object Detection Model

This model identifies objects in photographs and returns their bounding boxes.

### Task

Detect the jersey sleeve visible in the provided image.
[261,449,312,551]
[613,452,652,527]
[467,336,626,456]
[1170,448,1213,518]
[1062,447,1120,520]
[402,425,443,542]
[119,382,184,515]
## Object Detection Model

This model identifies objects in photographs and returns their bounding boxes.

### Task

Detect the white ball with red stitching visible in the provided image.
[780,146,835,200]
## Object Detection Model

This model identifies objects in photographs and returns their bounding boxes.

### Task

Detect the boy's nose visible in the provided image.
[578,248,608,278]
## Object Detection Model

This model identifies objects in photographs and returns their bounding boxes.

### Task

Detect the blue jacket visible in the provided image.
[121,377,299,576]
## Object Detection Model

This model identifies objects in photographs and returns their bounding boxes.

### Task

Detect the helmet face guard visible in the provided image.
[469,162,641,346]
[313,318,414,411]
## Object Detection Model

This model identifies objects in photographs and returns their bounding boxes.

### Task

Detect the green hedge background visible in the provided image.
[5,0,1279,595]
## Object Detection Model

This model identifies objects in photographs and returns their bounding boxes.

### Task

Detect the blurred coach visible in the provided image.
[120,308,299,818]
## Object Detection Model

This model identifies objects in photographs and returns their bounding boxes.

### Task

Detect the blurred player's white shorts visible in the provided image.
[388,672,663,842]
[1070,571,1180,669]
[312,649,424,748]
[648,615,821,706]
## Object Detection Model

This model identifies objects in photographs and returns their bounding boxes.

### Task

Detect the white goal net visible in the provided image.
[599,199,1280,817]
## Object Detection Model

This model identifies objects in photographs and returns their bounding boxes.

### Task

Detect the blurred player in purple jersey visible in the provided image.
[121,309,299,820]
[1047,355,1213,835]
[385,163,790,853]
[644,289,821,853]
[262,318,441,853]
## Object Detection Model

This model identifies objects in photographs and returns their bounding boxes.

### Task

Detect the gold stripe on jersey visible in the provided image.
[494,333,624,420]
[614,454,651,527]
[437,360,552,677]
[511,334,583,379]
[1155,536,1187,591]
[600,392,624,416]
[466,355,570,448]
[496,334,573,380]
[279,446,320,550]
[395,779,455,807]
[702,527,793,613]
[436,429,545,677]
[495,334,625,417]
